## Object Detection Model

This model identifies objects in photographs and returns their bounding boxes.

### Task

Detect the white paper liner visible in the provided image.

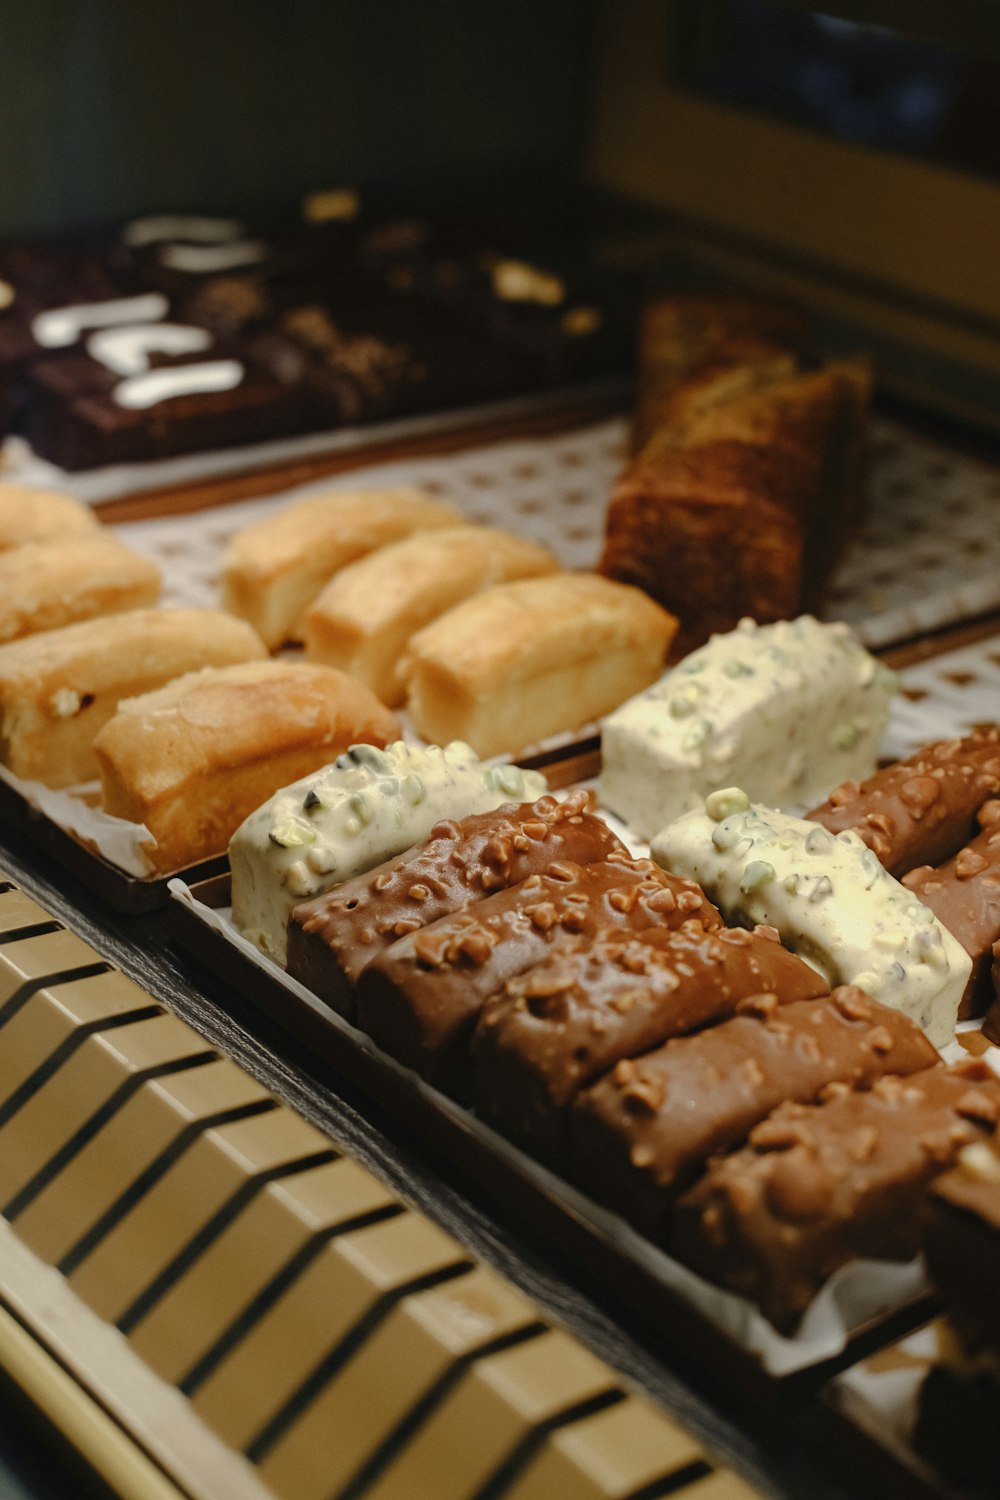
[0,763,157,877]
[169,876,941,1378]
[829,1322,944,1487]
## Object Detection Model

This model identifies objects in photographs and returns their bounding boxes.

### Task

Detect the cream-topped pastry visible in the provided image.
[229,740,547,963]
[651,789,971,1048]
[600,615,897,840]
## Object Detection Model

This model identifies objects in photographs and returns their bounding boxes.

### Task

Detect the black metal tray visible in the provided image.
[168,869,933,1404]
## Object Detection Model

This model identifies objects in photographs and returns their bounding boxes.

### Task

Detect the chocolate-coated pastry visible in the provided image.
[286,792,627,1023]
[473,923,826,1162]
[568,987,938,1237]
[807,731,1000,878]
[356,856,720,1095]
[903,813,1000,1018]
[670,1058,1000,1332]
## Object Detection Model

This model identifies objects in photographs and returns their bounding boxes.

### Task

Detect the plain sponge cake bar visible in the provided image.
[303,524,559,705]
[404,572,678,759]
[93,660,400,873]
[0,606,266,787]
[221,485,461,648]
[0,535,161,643]
[0,483,100,552]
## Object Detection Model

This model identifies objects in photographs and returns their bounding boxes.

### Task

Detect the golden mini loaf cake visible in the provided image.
[0,535,161,643]
[93,660,401,872]
[0,483,101,552]
[403,571,678,758]
[303,524,559,705]
[221,485,461,648]
[0,607,267,787]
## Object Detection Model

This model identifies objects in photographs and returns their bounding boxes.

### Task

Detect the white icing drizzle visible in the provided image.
[113,360,244,410]
[86,322,213,377]
[31,292,169,349]
[158,240,267,274]
[122,214,244,248]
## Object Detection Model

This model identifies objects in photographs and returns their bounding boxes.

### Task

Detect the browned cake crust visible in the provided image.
[631,291,811,453]
[807,731,1000,878]
[600,355,872,655]
[356,858,721,1095]
[669,1059,1000,1332]
[568,987,938,1239]
[285,792,626,1023]
[903,807,1000,1018]
[472,923,827,1163]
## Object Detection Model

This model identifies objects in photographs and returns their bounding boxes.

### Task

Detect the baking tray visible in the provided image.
[167,867,935,1402]
[820,1320,991,1500]
[0,775,228,915]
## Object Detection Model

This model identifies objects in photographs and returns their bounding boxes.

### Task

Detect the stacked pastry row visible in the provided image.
[0,484,409,870]
[0,480,674,872]
[230,755,1000,1335]
[219,483,677,758]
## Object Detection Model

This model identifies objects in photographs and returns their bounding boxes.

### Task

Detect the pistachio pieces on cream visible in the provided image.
[651,789,970,1049]
[599,615,897,841]
[229,740,547,964]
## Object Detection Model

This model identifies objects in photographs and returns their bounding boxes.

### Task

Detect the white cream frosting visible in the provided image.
[229,740,547,964]
[600,615,897,841]
[651,789,970,1048]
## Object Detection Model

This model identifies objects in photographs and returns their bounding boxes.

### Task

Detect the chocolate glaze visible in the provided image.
[472,922,826,1162]
[904,814,1000,1018]
[356,856,720,1095]
[568,986,937,1238]
[670,1058,1000,1331]
[806,731,1000,877]
[286,792,626,1022]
